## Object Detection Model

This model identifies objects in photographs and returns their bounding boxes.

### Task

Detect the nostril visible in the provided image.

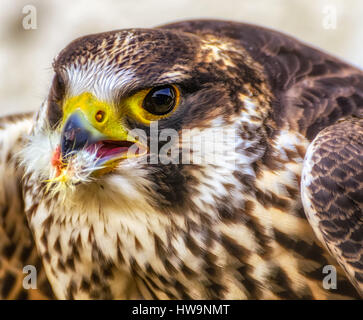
[95,110,105,123]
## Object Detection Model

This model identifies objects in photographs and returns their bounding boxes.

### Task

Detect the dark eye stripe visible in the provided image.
[142,85,176,115]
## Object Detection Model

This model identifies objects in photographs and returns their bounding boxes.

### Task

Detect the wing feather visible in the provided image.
[302,118,363,296]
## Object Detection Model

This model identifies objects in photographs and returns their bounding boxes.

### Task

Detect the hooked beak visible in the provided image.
[61,110,105,159]
[56,92,147,176]
[60,110,147,167]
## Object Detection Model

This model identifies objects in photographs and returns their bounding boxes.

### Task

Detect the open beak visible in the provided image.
[60,110,146,167]
[57,93,147,175]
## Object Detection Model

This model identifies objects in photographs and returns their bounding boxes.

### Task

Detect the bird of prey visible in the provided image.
[0,20,362,300]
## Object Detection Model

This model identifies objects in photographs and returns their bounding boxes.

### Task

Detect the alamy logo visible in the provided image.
[322,265,337,290]
[23,265,37,289]
[22,5,37,30]
[322,5,337,30]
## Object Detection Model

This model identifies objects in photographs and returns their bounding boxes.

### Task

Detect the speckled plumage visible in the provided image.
[0,20,362,299]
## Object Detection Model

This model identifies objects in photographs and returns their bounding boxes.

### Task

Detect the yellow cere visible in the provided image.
[62,92,131,141]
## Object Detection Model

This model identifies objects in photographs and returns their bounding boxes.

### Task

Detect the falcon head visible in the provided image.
[21,27,267,209]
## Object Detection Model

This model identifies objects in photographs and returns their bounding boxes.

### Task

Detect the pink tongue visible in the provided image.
[96,145,129,158]
[86,141,132,159]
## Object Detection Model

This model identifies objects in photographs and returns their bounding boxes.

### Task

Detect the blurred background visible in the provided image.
[0,0,362,116]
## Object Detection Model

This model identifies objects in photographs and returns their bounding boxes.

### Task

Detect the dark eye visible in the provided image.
[142,85,177,115]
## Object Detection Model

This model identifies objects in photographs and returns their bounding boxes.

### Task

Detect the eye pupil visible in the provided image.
[143,85,176,115]
[152,88,173,106]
